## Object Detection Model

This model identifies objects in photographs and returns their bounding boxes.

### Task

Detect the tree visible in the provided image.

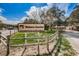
[24,5,65,30]
[46,6,65,30]
[0,20,4,30]
[23,19,39,24]
[68,4,79,30]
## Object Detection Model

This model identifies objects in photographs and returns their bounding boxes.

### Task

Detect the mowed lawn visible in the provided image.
[10,29,56,45]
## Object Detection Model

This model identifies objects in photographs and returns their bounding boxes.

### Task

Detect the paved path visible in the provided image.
[0,30,17,37]
[63,30,79,55]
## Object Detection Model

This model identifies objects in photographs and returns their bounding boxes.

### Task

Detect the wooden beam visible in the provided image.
[0,38,7,47]
[1,34,7,40]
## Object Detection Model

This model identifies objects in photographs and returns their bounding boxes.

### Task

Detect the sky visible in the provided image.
[0,3,77,24]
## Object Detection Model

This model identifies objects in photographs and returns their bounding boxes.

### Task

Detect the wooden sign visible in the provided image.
[18,24,44,32]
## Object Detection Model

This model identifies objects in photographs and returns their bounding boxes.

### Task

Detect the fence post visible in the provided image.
[6,35,10,56]
[55,28,62,56]
[37,32,40,55]
[37,38,40,55]
[0,32,1,43]
[56,31,59,40]
[47,37,49,53]
[25,33,27,49]
[10,30,11,36]
[14,29,15,34]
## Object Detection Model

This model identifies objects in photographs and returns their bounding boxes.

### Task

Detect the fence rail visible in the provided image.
[0,33,7,47]
[0,31,59,56]
[0,37,7,47]
[10,31,58,46]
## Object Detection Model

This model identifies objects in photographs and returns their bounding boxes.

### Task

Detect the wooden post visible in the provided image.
[37,32,40,55]
[14,29,15,34]
[13,26,15,34]
[56,31,59,40]
[25,33,27,49]
[20,33,27,56]
[10,30,11,36]
[55,27,62,56]
[47,36,49,53]
[0,32,1,43]
[6,35,10,56]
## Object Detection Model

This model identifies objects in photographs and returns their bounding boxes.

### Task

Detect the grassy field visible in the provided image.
[10,29,56,45]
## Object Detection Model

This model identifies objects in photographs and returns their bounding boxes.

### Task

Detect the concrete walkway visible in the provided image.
[63,30,79,55]
[0,30,17,37]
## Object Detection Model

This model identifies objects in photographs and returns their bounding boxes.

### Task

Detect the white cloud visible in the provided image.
[25,3,70,20]
[58,4,68,11]
[26,6,43,22]
[47,3,56,8]
[0,16,20,25]
[0,8,5,16]
[0,15,29,25]
[0,16,7,22]
[0,3,72,25]
[19,16,30,23]
[7,4,70,24]
[5,20,19,25]
[0,8,4,13]
[47,3,70,14]
[0,8,20,25]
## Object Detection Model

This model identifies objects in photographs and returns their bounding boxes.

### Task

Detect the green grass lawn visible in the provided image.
[10,29,56,45]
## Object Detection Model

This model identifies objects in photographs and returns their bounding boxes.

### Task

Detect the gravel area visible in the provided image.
[0,40,57,56]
